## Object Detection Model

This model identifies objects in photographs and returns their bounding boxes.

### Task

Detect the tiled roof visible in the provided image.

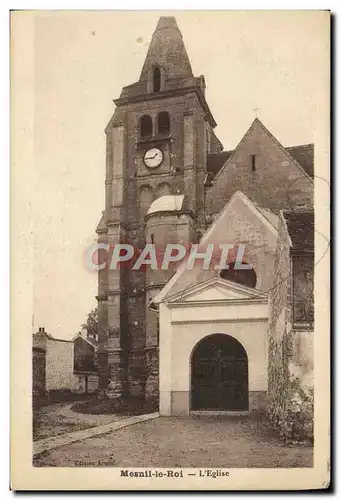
[206,144,314,178]
[286,144,314,178]
[282,210,314,252]
[206,151,233,175]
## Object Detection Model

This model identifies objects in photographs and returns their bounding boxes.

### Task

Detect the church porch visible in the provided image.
[157,277,269,416]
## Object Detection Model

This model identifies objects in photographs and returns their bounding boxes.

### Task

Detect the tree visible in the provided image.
[77,308,99,393]
[82,307,99,341]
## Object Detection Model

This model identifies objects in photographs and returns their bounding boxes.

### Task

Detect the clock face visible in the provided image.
[143,148,163,168]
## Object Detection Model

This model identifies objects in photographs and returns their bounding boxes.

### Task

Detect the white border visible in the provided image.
[5,2,337,497]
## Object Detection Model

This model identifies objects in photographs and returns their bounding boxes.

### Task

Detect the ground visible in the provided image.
[34,413,313,468]
[33,402,123,441]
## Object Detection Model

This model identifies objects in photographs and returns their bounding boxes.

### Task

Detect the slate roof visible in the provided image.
[282,210,314,252]
[286,144,314,178]
[140,16,193,80]
[206,151,233,176]
[73,332,99,350]
[206,144,314,179]
[118,16,196,101]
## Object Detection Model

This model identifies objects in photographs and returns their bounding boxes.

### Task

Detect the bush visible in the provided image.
[268,376,314,445]
[71,396,158,416]
[47,389,93,403]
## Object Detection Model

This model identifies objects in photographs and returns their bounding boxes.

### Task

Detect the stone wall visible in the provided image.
[45,339,75,391]
[99,85,210,400]
[267,213,313,443]
[144,211,195,402]
[32,347,46,405]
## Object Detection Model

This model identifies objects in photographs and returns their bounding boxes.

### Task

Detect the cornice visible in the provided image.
[167,298,268,308]
[113,86,217,128]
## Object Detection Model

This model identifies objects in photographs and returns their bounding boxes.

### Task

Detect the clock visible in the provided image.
[143,148,163,168]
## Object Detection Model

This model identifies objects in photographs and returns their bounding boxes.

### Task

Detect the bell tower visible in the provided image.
[96,16,221,401]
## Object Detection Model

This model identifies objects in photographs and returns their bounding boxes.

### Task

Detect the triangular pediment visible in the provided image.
[166,277,268,305]
[205,118,313,217]
[212,118,309,185]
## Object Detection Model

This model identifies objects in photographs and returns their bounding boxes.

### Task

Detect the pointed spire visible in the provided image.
[140,16,193,81]
[155,16,179,31]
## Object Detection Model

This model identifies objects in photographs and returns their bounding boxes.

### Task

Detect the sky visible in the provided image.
[31,10,329,339]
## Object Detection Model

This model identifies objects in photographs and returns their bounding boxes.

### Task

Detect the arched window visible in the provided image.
[157,111,170,135]
[140,115,153,139]
[220,261,257,289]
[156,182,171,197]
[153,67,161,92]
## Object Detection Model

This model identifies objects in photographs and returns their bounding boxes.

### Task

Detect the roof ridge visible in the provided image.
[286,143,314,150]
[282,208,314,214]
[207,150,233,156]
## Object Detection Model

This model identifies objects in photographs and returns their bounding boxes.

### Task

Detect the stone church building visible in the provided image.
[96,16,314,421]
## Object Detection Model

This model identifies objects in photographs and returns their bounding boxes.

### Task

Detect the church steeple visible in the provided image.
[139,16,193,83]
[98,14,223,405]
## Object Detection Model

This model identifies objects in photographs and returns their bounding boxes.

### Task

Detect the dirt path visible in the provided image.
[34,414,313,468]
[33,402,123,441]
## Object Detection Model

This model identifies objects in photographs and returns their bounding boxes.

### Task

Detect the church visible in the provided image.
[96,16,314,427]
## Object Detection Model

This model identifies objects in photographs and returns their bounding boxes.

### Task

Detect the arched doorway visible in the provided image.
[191,334,248,411]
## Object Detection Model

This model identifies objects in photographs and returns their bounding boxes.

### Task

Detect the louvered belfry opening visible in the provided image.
[140,114,153,139]
[157,111,170,135]
[153,66,161,92]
